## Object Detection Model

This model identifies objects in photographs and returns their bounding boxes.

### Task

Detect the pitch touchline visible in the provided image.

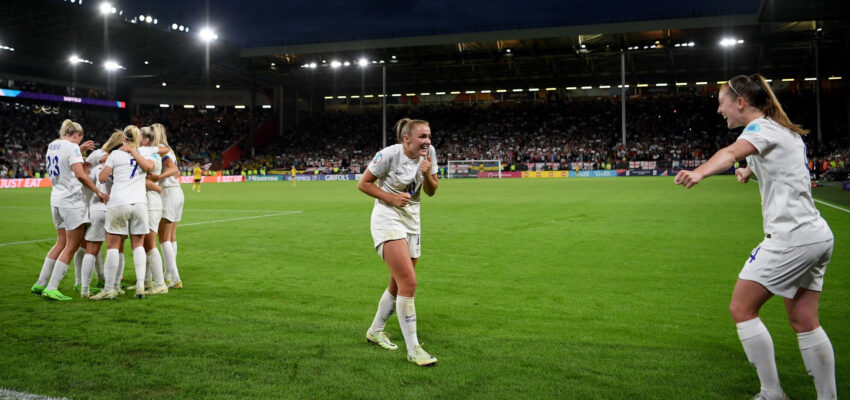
[0,206,291,213]
[0,211,302,247]
[814,199,850,214]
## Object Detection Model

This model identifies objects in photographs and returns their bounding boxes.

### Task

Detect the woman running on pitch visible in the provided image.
[358,118,440,366]
[32,119,107,301]
[91,125,154,300]
[675,74,835,400]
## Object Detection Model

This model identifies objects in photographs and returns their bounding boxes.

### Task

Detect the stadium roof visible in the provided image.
[0,0,846,98]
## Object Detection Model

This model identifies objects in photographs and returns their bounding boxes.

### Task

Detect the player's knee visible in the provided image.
[729,302,757,323]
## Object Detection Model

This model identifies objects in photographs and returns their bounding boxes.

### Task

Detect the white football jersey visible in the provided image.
[141,146,163,210]
[738,117,832,246]
[105,149,147,207]
[368,144,439,234]
[46,139,86,208]
[159,147,180,189]
[85,149,110,212]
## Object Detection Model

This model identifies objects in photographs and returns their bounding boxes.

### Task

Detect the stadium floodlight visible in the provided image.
[420,93,430,96]
[656,83,668,87]
[205,105,215,109]
[161,82,166,86]
[528,88,539,92]
[351,95,360,98]
[179,25,185,31]
[828,76,842,80]
[481,90,491,94]
[436,91,446,95]
[676,82,687,86]
[719,37,743,47]
[69,55,81,64]
[171,23,178,30]
[599,85,611,89]
[804,77,817,81]
[343,61,350,67]
[512,89,523,92]
[496,89,507,93]
[330,60,342,68]
[262,105,271,109]
[199,27,217,42]
[392,93,402,97]
[358,58,368,66]
[545,87,557,91]
[566,86,577,90]
[338,95,347,99]
[159,104,169,108]
[405,93,416,96]
[215,84,220,88]
[765,79,773,82]
[309,62,317,69]
[103,60,124,71]
[364,94,374,98]
[581,86,592,90]
[465,90,476,94]
[153,19,157,24]
[323,96,333,99]
[139,14,145,21]
[234,105,246,109]
[99,2,111,15]
[617,84,630,88]
[781,78,795,82]
[636,83,648,87]
[183,105,194,109]
[145,16,152,23]
[695,81,708,85]
[717,80,727,84]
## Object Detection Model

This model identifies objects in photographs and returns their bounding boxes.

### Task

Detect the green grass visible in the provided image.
[0,176,848,399]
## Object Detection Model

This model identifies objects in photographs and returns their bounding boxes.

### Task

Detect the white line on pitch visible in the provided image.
[0,206,291,213]
[0,211,302,247]
[814,199,850,214]
[0,388,71,400]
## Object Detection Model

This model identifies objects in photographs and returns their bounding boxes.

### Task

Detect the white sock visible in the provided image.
[95,252,104,282]
[73,247,85,285]
[132,247,147,289]
[173,241,177,255]
[162,241,181,284]
[45,260,69,291]
[369,290,397,333]
[798,327,836,400]
[396,296,420,354]
[80,254,96,292]
[37,257,56,286]
[147,248,165,286]
[144,258,152,283]
[104,249,119,290]
[116,253,125,289]
[737,318,783,398]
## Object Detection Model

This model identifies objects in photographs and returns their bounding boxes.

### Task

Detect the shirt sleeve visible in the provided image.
[367,147,392,178]
[428,146,439,175]
[105,152,116,169]
[737,120,775,154]
[67,144,84,166]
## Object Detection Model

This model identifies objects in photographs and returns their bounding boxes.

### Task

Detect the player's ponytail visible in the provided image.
[394,118,429,144]
[140,126,155,145]
[725,74,809,135]
[59,119,83,138]
[123,125,141,148]
[102,130,124,152]
[150,123,167,146]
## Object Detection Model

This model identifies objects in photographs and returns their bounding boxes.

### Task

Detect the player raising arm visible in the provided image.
[358,118,439,366]
[675,74,835,400]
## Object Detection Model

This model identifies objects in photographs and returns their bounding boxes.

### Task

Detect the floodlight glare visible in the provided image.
[199,27,217,42]
[69,55,81,64]
[330,61,342,68]
[309,62,317,69]
[358,58,368,66]
[179,25,185,31]
[139,14,145,21]
[104,60,122,71]
[719,38,741,47]
[172,23,178,29]
[99,2,111,15]
[343,61,350,67]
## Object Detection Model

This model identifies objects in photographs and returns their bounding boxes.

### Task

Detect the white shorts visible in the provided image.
[161,187,184,222]
[374,230,421,259]
[51,206,89,231]
[106,203,150,236]
[148,208,162,233]
[84,208,106,242]
[739,238,833,299]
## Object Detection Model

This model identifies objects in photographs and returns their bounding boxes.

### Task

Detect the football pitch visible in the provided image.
[0,176,847,399]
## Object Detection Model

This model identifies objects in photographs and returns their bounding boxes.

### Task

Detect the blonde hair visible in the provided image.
[394,118,429,144]
[140,126,155,145]
[123,125,141,148]
[59,119,83,138]
[150,123,167,146]
[101,130,125,152]
[724,74,809,135]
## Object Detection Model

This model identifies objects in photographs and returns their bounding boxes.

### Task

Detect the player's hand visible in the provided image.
[735,168,752,183]
[79,140,96,152]
[674,170,702,188]
[147,173,160,182]
[419,158,431,174]
[96,191,109,203]
[388,192,411,207]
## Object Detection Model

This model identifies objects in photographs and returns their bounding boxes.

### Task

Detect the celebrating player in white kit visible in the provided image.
[675,74,836,400]
[151,123,183,289]
[138,126,168,295]
[91,125,155,300]
[32,119,108,301]
[78,131,123,298]
[358,118,440,366]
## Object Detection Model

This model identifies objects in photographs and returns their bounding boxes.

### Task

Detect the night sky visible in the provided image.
[100,0,761,46]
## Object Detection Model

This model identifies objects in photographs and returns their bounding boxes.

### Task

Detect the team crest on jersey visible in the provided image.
[372,153,383,164]
[745,123,761,132]
[75,148,81,156]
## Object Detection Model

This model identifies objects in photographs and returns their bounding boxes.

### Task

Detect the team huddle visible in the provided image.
[32,120,184,301]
